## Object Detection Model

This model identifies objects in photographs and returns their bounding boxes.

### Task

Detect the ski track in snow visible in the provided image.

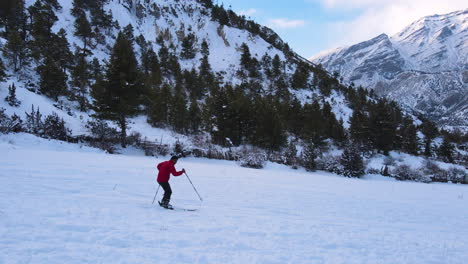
[1,135,468,264]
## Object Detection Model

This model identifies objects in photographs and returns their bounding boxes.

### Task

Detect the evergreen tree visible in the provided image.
[37,56,68,100]
[368,99,398,154]
[302,100,325,144]
[141,46,162,90]
[28,0,60,60]
[170,85,188,133]
[200,39,209,57]
[52,29,73,72]
[250,96,286,151]
[302,141,318,171]
[147,83,172,127]
[187,97,201,133]
[261,53,273,80]
[70,51,90,111]
[399,117,419,155]
[122,24,135,45]
[5,83,21,107]
[43,112,71,141]
[0,0,27,37]
[0,58,6,81]
[437,137,454,163]
[181,33,196,59]
[238,42,251,78]
[25,105,43,135]
[92,31,142,147]
[340,144,365,177]
[291,62,310,89]
[349,107,369,144]
[271,54,282,77]
[420,119,438,157]
[90,58,103,81]
[3,27,30,72]
[74,11,94,55]
[158,42,170,76]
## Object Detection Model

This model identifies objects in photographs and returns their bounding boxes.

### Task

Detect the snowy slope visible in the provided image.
[312,9,468,128]
[1,134,468,264]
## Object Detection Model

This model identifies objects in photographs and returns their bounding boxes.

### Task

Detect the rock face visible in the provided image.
[312,9,468,128]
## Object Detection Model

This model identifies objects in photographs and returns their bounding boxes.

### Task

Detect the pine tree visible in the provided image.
[271,54,282,77]
[43,112,71,141]
[3,27,29,72]
[291,62,310,89]
[25,105,43,135]
[250,96,286,151]
[28,0,60,60]
[5,83,21,107]
[92,31,142,147]
[37,56,68,100]
[70,51,90,111]
[0,57,6,81]
[340,144,365,177]
[437,137,454,163]
[238,42,251,78]
[181,33,196,60]
[187,97,201,133]
[302,141,318,171]
[368,99,398,154]
[74,11,94,55]
[420,119,438,157]
[170,85,188,133]
[52,29,73,72]
[400,117,419,155]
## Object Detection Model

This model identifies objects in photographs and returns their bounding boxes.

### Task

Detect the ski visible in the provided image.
[158,201,197,211]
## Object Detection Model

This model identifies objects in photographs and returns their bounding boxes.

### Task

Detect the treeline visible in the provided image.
[196,0,291,55]
[1,0,466,176]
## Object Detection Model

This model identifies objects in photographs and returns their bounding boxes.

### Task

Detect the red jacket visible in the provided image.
[157,160,184,182]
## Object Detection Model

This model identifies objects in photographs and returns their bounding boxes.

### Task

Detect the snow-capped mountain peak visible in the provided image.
[312,9,468,128]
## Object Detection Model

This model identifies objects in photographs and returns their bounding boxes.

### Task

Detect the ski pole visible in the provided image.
[184,172,203,202]
[152,185,160,204]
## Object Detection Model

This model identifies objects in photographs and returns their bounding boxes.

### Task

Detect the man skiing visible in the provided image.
[157,156,185,209]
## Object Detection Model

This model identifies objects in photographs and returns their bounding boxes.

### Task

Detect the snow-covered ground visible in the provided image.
[1,134,468,264]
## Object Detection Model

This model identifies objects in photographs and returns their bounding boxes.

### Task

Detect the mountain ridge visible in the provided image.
[312,9,468,129]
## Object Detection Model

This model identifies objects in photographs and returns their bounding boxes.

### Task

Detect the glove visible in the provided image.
[182,169,186,173]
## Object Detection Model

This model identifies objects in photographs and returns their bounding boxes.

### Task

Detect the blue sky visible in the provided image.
[219,0,467,58]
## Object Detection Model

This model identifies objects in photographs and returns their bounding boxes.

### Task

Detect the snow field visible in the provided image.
[1,134,468,264]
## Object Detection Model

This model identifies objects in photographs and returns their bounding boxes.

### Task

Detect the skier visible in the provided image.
[157,156,185,209]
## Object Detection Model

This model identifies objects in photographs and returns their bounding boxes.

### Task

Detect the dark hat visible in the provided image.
[170,155,179,161]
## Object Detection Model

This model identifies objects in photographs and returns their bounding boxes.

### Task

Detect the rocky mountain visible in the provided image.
[312,9,468,129]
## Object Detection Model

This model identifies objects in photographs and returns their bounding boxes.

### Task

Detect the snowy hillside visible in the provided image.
[1,134,468,264]
[312,9,468,128]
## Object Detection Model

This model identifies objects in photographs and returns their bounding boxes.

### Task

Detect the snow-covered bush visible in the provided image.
[366,167,380,175]
[5,83,21,107]
[422,160,446,183]
[237,146,267,169]
[316,155,344,175]
[86,119,119,153]
[126,131,142,146]
[0,108,18,134]
[392,164,423,182]
[43,112,72,141]
[25,105,44,135]
[447,167,467,183]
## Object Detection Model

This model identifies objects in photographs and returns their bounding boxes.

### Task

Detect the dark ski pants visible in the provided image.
[158,182,172,202]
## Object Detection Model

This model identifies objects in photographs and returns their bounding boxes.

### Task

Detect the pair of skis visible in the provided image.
[158,201,198,211]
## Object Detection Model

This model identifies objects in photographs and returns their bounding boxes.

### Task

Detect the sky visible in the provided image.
[218,0,467,58]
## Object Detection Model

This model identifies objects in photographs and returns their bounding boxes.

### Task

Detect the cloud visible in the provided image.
[238,8,258,17]
[268,18,306,29]
[308,0,467,49]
